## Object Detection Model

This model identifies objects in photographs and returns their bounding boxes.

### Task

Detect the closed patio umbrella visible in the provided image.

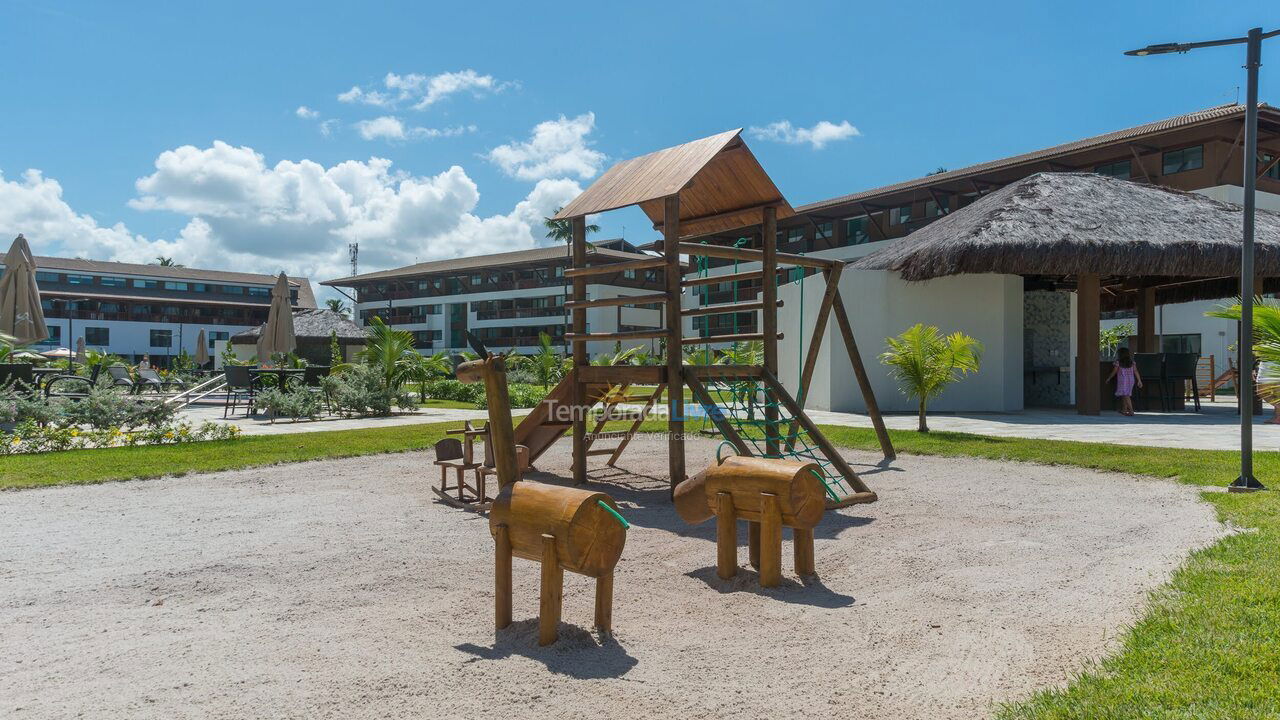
[0,234,49,345]
[75,336,86,365]
[257,273,296,361]
[195,329,210,367]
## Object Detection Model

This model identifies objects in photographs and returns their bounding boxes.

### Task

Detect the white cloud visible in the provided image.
[354,115,477,142]
[486,112,605,181]
[339,69,509,110]
[117,141,582,281]
[295,105,320,119]
[747,119,861,149]
[319,119,339,137]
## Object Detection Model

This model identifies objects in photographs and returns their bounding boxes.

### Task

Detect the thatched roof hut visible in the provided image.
[232,308,368,364]
[851,172,1280,309]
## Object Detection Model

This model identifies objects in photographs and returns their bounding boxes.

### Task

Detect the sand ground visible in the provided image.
[0,435,1226,719]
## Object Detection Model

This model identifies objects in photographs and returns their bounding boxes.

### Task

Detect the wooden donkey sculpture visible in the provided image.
[455,332,629,646]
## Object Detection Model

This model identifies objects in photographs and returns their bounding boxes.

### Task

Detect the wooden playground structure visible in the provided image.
[539,128,894,505]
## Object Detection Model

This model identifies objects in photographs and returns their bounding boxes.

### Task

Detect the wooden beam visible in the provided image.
[1136,286,1157,353]
[565,329,668,342]
[831,286,895,460]
[564,293,667,310]
[571,216,588,484]
[682,269,763,288]
[761,206,779,456]
[652,199,783,230]
[1258,153,1280,179]
[857,202,889,240]
[675,242,836,269]
[1129,145,1153,183]
[681,300,776,317]
[684,364,763,379]
[760,367,875,498]
[1076,273,1101,416]
[563,256,666,278]
[680,332,780,345]
[577,365,665,384]
[1216,122,1247,184]
[785,264,843,450]
[663,194,685,491]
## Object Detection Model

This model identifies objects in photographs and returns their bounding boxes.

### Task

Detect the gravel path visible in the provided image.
[0,436,1226,719]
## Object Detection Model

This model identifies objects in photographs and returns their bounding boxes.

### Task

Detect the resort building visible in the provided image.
[1,255,316,365]
[322,244,694,356]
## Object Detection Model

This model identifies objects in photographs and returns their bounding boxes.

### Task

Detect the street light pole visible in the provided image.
[1126,27,1279,492]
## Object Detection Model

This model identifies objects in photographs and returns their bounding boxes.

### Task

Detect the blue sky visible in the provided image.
[2,0,1277,297]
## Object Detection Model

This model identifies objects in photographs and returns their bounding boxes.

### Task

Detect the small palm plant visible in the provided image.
[357,317,419,392]
[1207,298,1280,400]
[530,332,567,389]
[406,351,453,402]
[879,324,983,432]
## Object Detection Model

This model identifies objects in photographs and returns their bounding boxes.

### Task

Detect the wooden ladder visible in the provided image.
[513,370,613,465]
[583,383,665,466]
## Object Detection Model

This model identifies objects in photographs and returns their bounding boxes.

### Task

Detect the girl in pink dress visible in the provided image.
[1106,347,1144,416]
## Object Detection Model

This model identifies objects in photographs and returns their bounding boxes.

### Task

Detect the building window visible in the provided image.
[134,279,159,289]
[1161,333,1201,355]
[924,196,950,218]
[163,281,188,291]
[85,327,109,346]
[208,331,229,348]
[100,276,127,288]
[67,274,94,285]
[624,269,637,280]
[784,228,806,247]
[843,216,870,245]
[1162,145,1203,175]
[1095,160,1131,179]
[44,326,61,345]
[150,329,173,348]
[35,271,60,283]
[222,285,244,295]
[247,287,270,297]
[1263,154,1280,180]
[889,204,913,225]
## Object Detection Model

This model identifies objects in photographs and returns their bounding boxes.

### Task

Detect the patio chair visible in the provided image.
[138,367,184,393]
[0,363,37,396]
[301,365,331,412]
[1164,353,1201,412]
[44,363,104,399]
[222,365,258,418]
[1132,353,1166,412]
[432,437,484,505]
[106,365,137,393]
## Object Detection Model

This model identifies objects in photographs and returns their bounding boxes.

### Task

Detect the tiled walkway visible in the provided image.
[181,398,1273,452]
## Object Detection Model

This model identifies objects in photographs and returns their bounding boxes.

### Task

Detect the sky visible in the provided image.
[2,1,1278,304]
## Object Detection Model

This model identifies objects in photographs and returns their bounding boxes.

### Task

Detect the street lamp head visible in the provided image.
[1124,42,1189,56]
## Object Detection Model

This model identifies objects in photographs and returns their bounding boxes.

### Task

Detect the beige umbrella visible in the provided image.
[75,336,86,364]
[256,273,296,361]
[0,234,49,345]
[195,329,210,367]
[41,347,72,358]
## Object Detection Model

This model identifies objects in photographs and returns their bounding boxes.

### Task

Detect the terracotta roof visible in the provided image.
[321,245,660,286]
[799,103,1278,213]
[7,254,317,308]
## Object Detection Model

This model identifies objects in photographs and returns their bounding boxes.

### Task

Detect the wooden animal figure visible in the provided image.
[454,335,628,645]
[673,455,826,588]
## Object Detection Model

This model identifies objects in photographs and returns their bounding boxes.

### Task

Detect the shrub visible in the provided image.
[60,387,179,430]
[505,365,541,385]
[253,388,321,422]
[423,379,484,405]
[0,419,239,455]
[321,363,415,417]
[475,383,549,409]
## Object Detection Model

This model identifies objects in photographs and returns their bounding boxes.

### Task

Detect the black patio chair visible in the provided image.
[138,367,184,393]
[301,365,331,413]
[0,363,37,396]
[106,365,137,393]
[44,363,104,399]
[222,365,259,418]
[1132,353,1166,412]
[1164,353,1201,412]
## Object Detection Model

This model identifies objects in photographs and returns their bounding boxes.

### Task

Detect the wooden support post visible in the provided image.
[715,491,737,579]
[571,217,588,485]
[484,359,519,488]
[758,492,782,588]
[494,524,512,630]
[1136,286,1157,353]
[664,195,686,490]
[747,521,761,569]
[1076,273,1101,416]
[762,206,779,456]
[539,533,563,646]
[786,264,843,449]
[794,527,816,577]
[831,288,895,460]
[594,572,613,634]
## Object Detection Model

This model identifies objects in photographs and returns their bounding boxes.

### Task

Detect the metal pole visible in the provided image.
[1233,27,1265,491]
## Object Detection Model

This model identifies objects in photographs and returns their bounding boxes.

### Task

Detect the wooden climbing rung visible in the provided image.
[564,293,667,310]
[585,448,618,457]
[681,332,781,345]
[563,256,665,278]
[567,329,668,342]
[682,269,764,288]
[682,300,780,317]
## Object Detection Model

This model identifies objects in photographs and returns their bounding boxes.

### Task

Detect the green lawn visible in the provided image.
[2,421,1277,717]
[417,398,478,409]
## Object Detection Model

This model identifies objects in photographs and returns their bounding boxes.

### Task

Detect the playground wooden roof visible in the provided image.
[553,129,794,238]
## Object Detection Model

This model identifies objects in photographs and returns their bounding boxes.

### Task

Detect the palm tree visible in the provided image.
[720,340,763,366]
[543,208,600,245]
[592,344,642,366]
[683,346,722,366]
[153,256,183,267]
[357,317,419,392]
[405,350,453,401]
[326,298,350,317]
[530,332,568,389]
[879,323,983,432]
[1207,298,1280,400]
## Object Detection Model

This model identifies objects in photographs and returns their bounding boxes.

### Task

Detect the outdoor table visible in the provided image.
[249,367,306,390]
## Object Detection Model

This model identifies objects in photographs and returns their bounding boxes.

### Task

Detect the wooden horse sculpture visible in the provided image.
[455,333,628,645]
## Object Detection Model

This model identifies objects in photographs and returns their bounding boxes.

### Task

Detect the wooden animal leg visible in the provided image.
[794,527,816,577]
[759,492,782,588]
[539,534,563,646]
[594,571,614,634]
[716,491,737,579]
[455,467,466,500]
[747,521,761,570]
[494,524,512,630]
